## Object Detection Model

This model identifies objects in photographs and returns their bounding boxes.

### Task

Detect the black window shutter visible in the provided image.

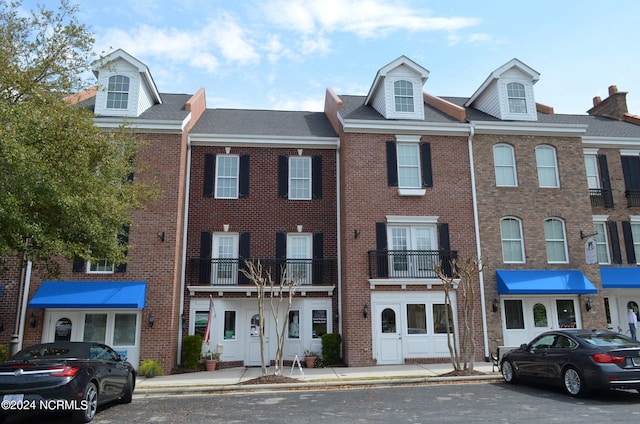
[386,141,398,187]
[115,225,129,273]
[278,156,288,198]
[72,257,85,272]
[312,233,324,284]
[598,155,614,208]
[375,222,388,278]
[239,155,250,198]
[238,232,250,284]
[622,221,636,264]
[421,143,433,187]
[312,156,322,199]
[621,156,640,191]
[199,232,213,284]
[438,223,453,276]
[204,153,215,197]
[608,221,622,264]
[275,232,286,283]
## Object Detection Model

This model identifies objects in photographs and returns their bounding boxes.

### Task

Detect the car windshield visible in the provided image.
[579,333,639,346]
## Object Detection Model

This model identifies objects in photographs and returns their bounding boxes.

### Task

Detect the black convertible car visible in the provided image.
[0,342,135,423]
[501,329,640,397]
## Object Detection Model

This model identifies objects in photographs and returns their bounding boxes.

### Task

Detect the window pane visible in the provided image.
[224,311,236,340]
[397,144,420,188]
[501,218,524,262]
[584,156,600,189]
[394,80,414,112]
[533,303,548,327]
[594,222,610,264]
[289,157,311,199]
[493,145,516,186]
[433,304,453,334]
[113,314,136,346]
[545,219,567,262]
[312,310,327,338]
[194,311,208,338]
[216,156,239,198]
[288,310,300,339]
[556,299,576,328]
[106,75,130,109]
[507,82,527,113]
[406,304,427,334]
[83,314,107,343]
[536,146,559,188]
[504,300,524,329]
[381,308,396,333]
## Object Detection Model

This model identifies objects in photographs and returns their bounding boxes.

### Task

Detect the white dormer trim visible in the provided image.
[365,56,429,121]
[91,49,162,118]
[465,58,540,122]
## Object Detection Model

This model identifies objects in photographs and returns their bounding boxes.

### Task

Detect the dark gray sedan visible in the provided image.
[0,342,135,423]
[500,329,640,397]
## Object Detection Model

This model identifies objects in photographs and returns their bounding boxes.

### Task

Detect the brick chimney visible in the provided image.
[587,85,629,120]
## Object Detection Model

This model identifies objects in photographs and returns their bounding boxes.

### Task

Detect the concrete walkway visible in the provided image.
[134,361,502,396]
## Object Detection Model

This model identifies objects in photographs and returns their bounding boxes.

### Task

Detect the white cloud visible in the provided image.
[259,0,480,38]
[204,13,260,65]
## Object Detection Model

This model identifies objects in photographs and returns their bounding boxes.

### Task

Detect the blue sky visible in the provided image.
[24,1,640,114]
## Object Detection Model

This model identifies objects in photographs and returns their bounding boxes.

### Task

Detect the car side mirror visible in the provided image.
[519,343,528,350]
[118,354,127,362]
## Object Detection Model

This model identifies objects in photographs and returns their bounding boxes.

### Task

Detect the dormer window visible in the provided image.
[507,82,527,113]
[394,80,414,113]
[106,75,130,109]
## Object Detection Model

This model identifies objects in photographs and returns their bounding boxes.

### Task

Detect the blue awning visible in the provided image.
[29,281,146,309]
[601,267,640,289]
[496,270,597,295]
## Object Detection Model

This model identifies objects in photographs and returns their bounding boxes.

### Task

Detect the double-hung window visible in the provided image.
[507,82,527,114]
[289,157,311,200]
[493,144,517,186]
[536,145,559,188]
[106,75,130,109]
[500,217,525,263]
[593,220,611,264]
[394,80,414,113]
[215,155,239,198]
[544,218,568,263]
[584,155,600,189]
[397,143,421,189]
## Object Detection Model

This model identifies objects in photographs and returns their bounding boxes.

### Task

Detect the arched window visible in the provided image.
[394,80,414,112]
[107,75,130,109]
[500,217,525,263]
[507,82,527,113]
[535,145,559,188]
[544,217,568,263]
[493,144,517,186]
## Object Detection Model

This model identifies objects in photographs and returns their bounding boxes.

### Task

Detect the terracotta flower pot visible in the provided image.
[205,359,218,371]
[304,356,316,368]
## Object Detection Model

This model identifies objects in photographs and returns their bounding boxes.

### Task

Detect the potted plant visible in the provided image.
[303,350,318,368]
[202,350,220,371]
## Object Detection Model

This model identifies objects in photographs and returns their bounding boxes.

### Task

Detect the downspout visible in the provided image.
[336,142,343,337]
[467,124,490,360]
[18,260,32,348]
[177,136,192,365]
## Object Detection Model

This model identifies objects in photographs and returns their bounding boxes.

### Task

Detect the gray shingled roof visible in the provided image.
[191,109,338,138]
[339,94,640,138]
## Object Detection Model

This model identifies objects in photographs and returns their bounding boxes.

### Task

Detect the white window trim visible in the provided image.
[500,217,525,264]
[288,156,312,200]
[535,145,560,188]
[86,259,114,274]
[212,233,239,285]
[592,218,611,265]
[500,79,537,121]
[396,142,421,189]
[544,218,569,264]
[493,144,518,187]
[584,154,600,190]
[386,77,423,120]
[386,216,439,225]
[214,154,239,199]
[287,233,312,285]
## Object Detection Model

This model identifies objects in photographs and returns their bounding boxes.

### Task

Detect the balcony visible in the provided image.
[589,188,613,208]
[368,250,458,279]
[190,258,336,286]
[626,190,640,208]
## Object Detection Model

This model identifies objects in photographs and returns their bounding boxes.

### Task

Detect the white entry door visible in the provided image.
[245,312,269,366]
[45,311,83,343]
[375,305,402,365]
[527,299,554,340]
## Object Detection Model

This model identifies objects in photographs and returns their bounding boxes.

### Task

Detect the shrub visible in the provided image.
[0,344,8,362]
[139,359,163,378]
[182,334,203,369]
[321,333,341,365]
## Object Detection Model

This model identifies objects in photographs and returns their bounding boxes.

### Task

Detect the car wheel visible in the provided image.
[120,373,134,404]
[501,360,519,384]
[563,367,588,397]
[72,381,98,423]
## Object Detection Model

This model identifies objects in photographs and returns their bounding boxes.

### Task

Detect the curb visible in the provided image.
[134,374,503,397]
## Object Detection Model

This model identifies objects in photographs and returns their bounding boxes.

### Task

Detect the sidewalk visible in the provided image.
[134,361,502,396]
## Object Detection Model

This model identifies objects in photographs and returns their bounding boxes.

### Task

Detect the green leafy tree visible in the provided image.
[0,0,154,268]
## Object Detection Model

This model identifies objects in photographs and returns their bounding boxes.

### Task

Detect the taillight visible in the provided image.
[592,353,625,364]
[49,366,79,377]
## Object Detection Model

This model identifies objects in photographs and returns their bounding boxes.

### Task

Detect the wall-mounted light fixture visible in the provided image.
[354,229,361,239]
[30,311,38,328]
[585,297,593,311]
[492,299,499,313]
[363,304,369,319]
[157,231,165,242]
[0,315,4,332]
[148,312,155,328]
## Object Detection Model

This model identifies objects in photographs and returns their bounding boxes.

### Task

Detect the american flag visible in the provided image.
[204,296,215,343]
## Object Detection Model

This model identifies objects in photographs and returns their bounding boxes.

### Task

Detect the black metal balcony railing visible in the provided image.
[190,258,336,286]
[626,190,640,208]
[590,188,614,208]
[368,250,458,279]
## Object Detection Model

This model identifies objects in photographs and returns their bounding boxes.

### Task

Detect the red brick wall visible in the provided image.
[339,132,480,365]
